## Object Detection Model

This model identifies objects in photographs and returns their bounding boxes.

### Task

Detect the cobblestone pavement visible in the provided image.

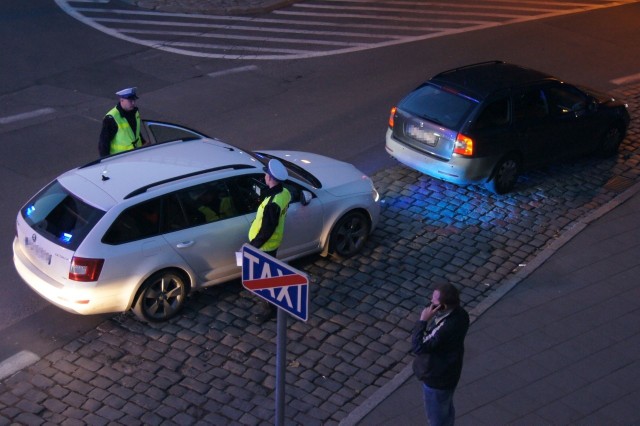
[1,84,639,425]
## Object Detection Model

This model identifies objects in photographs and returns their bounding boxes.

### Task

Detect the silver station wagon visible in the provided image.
[13,122,380,322]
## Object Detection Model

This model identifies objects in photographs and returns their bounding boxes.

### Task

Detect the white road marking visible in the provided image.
[318,0,596,9]
[273,10,495,24]
[211,34,361,46]
[76,7,478,31]
[0,108,55,125]
[611,73,640,85]
[56,0,639,60]
[157,40,315,55]
[290,3,540,18]
[120,24,402,40]
[207,65,258,78]
[0,351,40,381]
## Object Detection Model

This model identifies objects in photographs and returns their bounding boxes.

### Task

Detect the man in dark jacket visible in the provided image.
[98,87,147,157]
[412,283,469,426]
[247,159,291,323]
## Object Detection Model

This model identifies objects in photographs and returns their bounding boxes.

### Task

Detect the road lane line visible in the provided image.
[161,40,315,55]
[121,26,401,40]
[0,108,55,125]
[77,7,473,32]
[207,65,259,78]
[0,351,40,381]
[611,73,640,85]
[120,29,371,46]
[292,3,537,18]
[273,10,495,24]
[320,0,590,10]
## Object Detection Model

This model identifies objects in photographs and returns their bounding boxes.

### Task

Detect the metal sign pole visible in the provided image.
[240,245,309,425]
[275,308,286,426]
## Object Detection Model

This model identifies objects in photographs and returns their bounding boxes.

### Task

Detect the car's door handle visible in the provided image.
[176,241,195,248]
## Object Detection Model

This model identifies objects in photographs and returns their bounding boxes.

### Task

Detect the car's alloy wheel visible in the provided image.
[133,270,188,322]
[598,126,622,157]
[329,211,370,259]
[487,157,519,194]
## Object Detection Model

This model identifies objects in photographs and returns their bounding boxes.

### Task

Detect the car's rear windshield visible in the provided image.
[399,83,478,129]
[21,180,105,251]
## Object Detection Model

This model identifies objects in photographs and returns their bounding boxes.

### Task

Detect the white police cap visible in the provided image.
[115,87,138,100]
[264,159,288,181]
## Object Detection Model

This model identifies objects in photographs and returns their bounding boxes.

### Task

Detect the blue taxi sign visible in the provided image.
[241,244,309,322]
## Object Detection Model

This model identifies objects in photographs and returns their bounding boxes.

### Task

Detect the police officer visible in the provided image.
[248,159,292,322]
[98,87,146,157]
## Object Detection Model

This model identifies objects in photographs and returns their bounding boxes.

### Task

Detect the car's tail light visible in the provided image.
[454,134,474,156]
[69,257,104,282]
[388,107,397,129]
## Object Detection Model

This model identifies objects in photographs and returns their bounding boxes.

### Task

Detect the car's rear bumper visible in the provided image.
[13,238,128,315]
[385,129,495,185]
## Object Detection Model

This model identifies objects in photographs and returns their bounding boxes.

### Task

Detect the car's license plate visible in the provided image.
[24,237,53,265]
[406,125,438,146]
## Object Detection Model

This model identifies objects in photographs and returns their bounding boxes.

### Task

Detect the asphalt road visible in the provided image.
[1,0,639,389]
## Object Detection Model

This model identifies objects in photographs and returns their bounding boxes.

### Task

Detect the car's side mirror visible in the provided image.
[301,190,312,206]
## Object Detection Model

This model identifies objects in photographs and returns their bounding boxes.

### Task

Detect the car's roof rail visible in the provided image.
[123,164,256,199]
[434,60,505,77]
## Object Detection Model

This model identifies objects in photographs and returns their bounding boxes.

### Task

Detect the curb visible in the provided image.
[339,180,640,426]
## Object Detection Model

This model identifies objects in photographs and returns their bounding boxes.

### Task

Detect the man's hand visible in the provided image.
[420,303,442,322]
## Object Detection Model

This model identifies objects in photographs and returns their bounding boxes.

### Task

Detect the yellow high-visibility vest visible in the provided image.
[248,188,291,252]
[106,107,141,154]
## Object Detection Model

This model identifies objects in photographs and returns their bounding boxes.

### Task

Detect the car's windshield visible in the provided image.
[252,152,322,189]
[400,83,478,129]
[21,180,105,250]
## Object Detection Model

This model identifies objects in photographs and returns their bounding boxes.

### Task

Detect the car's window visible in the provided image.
[513,88,549,122]
[105,179,249,244]
[227,174,304,215]
[226,174,267,214]
[173,180,240,227]
[103,175,310,245]
[143,122,206,145]
[163,193,189,232]
[472,97,510,130]
[399,84,478,129]
[544,85,588,115]
[102,198,161,245]
[22,181,105,250]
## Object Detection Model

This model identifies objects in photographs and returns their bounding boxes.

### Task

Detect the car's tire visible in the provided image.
[597,125,623,157]
[329,210,370,259]
[132,270,188,322]
[486,156,520,194]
